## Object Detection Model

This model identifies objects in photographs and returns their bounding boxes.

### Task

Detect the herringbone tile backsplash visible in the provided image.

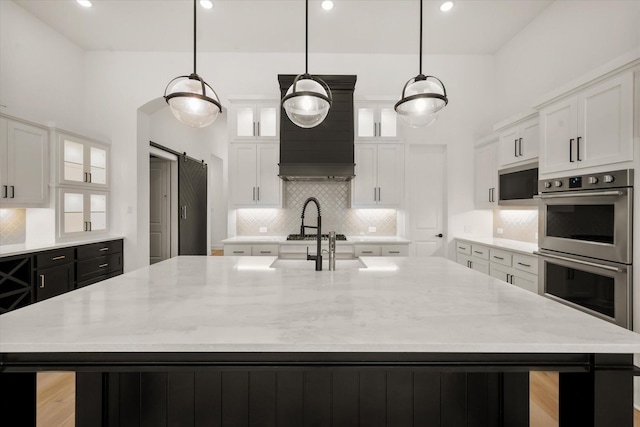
[236,182,397,236]
[0,209,26,246]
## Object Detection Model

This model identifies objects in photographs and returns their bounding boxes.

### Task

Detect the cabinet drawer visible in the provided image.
[76,253,123,283]
[224,245,251,256]
[456,242,471,255]
[77,270,122,289]
[355,245,381,257]
[77,240,123,260]
[381,245,408,256]
[490,248,512,267]
[513,254,538,275]
[471,245,490,260]
[251,245,279,256]
[36,248,75,269]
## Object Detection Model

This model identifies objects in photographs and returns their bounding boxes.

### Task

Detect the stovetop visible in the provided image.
[286,233,347,241]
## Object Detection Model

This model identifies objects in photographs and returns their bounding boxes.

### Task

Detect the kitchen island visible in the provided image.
[2,256,640,426]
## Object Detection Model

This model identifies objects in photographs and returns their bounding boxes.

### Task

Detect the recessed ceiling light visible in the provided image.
[76,0,92,8]
[321,1,334,11]
[440,1,453,12]
[200,0,213,9]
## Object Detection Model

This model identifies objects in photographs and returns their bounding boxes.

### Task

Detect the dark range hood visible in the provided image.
[277,75,357,181]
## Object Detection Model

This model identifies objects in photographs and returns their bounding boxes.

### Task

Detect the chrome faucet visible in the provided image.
[300,197,322,271]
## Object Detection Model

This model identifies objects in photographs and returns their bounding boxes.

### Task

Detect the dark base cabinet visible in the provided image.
[0,239,123,313]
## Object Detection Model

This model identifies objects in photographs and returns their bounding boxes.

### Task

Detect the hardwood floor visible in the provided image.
[37,371,639,426]
[211,249,224,256]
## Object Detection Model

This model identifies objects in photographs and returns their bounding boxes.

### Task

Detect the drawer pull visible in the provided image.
[99,247,109,251]
[40,275,45,288]
[458,246,466,250]
[99,263,109,268]
[388,251,400,254]
[517,262,531,267]
[493,256,504,260]
[473,251,483,254]
[232,251,244,254]
[260,251,272,254]
[362,251,373,254]
[52,255,66,261]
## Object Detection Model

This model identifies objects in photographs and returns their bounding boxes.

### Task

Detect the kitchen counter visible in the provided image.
[222,235,412,245]
[2,255,637,425]
[455,236,538,255]
[1,255,636,354]
[0,235,125,258]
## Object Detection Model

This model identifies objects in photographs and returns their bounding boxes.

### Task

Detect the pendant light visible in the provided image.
[281,0,332,129]
[395,0,448,128]
[164,0,222,128]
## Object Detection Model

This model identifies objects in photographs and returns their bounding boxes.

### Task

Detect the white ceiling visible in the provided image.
[14,0,553,55]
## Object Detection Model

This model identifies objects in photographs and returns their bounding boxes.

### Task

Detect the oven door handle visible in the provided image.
[534,190,625,199]
[533,251,625,273]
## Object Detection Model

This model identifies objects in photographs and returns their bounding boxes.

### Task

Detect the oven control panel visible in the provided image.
[538,169,633,193]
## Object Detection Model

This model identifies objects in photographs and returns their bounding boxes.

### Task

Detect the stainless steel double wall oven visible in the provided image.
[536,169,633,328]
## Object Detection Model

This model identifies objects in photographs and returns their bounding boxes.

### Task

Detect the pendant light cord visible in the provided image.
[193,0,197,74]
[305,0,309,74]
[419,0,423,75]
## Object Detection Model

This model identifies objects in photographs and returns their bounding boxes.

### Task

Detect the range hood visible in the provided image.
[277,75,357,181]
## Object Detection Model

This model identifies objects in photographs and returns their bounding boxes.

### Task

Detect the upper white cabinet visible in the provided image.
[229,100,279,142]
[474,139,498,209]
[355,102,397,141]
[54,130,109,189]
[497,116,539,168]
[57,188,108,239]
[0,115,49,207]
[539,71,633,174]
[352,143,404,207]
[230,143,281,207]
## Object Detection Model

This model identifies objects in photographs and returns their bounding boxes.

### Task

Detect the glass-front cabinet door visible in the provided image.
[230,101,279,141]
[58,188,109,238]
[355,102,397,140]
[58,132,109,188]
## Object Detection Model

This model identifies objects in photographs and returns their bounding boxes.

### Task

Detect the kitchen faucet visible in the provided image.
[300,197,322,271]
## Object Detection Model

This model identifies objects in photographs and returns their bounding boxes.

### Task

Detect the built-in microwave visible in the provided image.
[498,163,538,206]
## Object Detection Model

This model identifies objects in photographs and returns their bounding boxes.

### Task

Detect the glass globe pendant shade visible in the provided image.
[395,75,448,128]
[282,74,332,129]
[164,73,222,128]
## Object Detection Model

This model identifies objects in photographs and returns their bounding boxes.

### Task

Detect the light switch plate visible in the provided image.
[259,227,267,233]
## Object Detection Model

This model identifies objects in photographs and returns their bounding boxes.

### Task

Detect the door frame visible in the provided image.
[149,145,179,259]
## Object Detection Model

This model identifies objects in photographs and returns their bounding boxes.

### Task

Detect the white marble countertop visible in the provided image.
[2,256,639,354]
[454,236,538,255]
[0,235,125,258]
[222,236,412,245]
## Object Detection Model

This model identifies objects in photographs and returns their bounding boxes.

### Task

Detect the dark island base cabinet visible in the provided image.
[0,255,32,313]
[34,248,75,302]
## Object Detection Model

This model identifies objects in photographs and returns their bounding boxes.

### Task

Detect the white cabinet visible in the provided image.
[488,249,538,294]
[230,143,281,207]
[229,100,279,142]
[355,102,397,140]
[539,72,633,174]
[54,130,109,189]
[498,116,539,168]
[57,188,109,239]
[223,244,279,256]
[352,143,404,207]
[456,242,490,275]
[474,142,498,209]
[354,244,409,257]
[0,116,49,207]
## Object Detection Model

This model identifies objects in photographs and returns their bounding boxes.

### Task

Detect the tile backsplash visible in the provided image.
[493,209,538,243]
[236,182,397,236]
[0,209,27,245]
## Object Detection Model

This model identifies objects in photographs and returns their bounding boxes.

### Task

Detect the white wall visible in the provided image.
[495,0,640,120]
[0,0,85,132]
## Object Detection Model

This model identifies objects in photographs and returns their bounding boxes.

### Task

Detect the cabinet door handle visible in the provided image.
[514,139,518,157]
[9,186,14,198]
[518,138,523,156]
[473,250,483,254]
[253,122,256,137]
[576,136,582,161]
[374,187,377,201]
[257,121,260,137]
[257,187,260,201]
[362,251,373,254]
[89,173,92,183]
[253,187,256,201]
[84,172,88,183]
[569,139,574,162]
[88,222,92,231]
[259,251,271,254]
[40,274,45,288]
[100,247,109,251]
[84,222,88,232]
[493,256,504,260]
[52,255,66,261]
[1,185,6,198]
[378,187,381,201]
[517,262,531,267]
[232,250,244,254]
[99,263,109,268]
[388,251,400,254]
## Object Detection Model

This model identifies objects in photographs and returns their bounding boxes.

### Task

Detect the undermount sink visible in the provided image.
[269,258,367,270]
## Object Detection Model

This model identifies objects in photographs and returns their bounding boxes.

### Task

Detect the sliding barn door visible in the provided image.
[178,157,207,255]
